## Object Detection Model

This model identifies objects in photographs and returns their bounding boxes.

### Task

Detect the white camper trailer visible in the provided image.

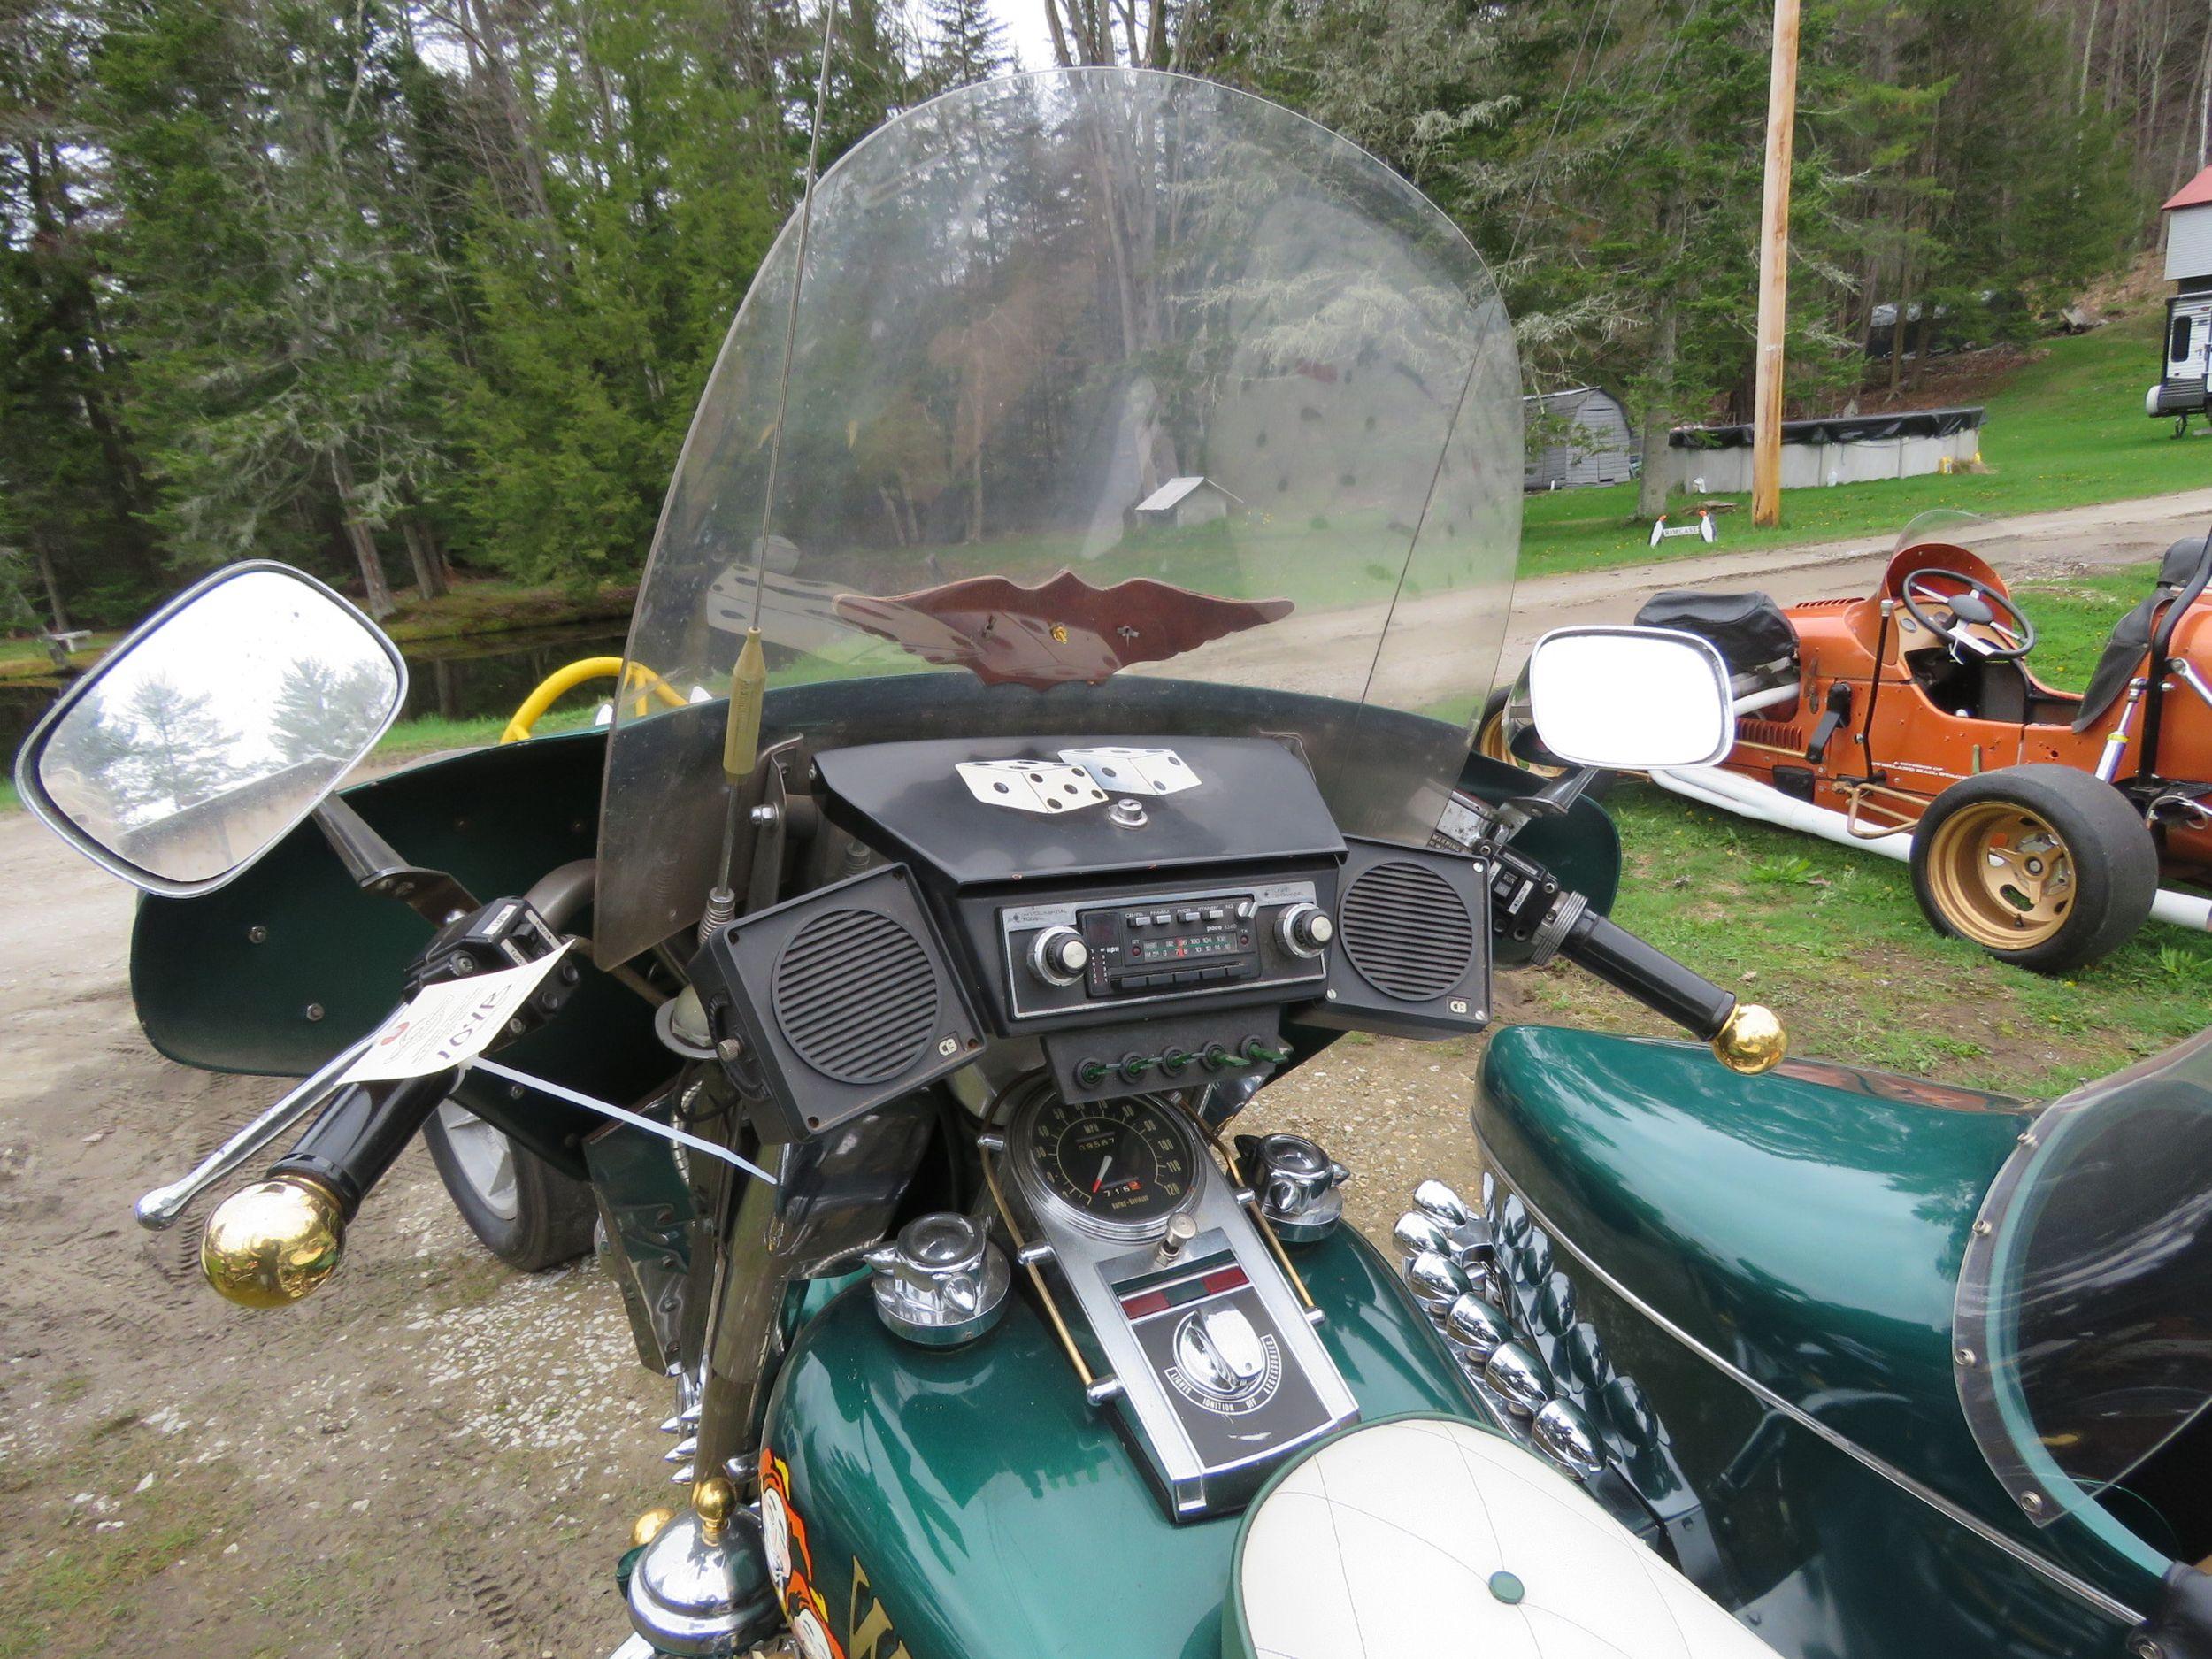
[2147,166,2212,433]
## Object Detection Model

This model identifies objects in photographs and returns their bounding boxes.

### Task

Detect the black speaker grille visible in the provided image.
[1340,861,1475,1002]
[772,909,941,1084]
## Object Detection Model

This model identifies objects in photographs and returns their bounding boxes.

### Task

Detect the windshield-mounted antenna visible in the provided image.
[715,0,839,891]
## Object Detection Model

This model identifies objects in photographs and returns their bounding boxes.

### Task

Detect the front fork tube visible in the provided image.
[692,1160,789,1492]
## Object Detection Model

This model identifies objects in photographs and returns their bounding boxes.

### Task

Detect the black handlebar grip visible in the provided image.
[1561,910,1737,1042]
[269,1068,461,1217]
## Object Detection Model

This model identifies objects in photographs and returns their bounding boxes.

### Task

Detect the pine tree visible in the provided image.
[926,0,1013,90]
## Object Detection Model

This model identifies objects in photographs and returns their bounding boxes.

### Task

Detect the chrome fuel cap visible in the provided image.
[866,1212,1010,1348]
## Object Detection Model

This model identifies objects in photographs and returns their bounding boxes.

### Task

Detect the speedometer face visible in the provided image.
[1028,1097,1195,1228]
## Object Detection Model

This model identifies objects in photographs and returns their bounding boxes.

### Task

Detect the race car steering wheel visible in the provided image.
[1900,568,2037,662]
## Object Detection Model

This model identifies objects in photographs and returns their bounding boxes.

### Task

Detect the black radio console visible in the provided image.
[972,872,1335,1027]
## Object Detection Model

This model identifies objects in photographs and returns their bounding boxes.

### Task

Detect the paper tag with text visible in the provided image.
[340,943,572,1084]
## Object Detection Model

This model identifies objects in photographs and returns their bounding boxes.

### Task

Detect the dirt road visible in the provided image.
[4,486,2202,1656]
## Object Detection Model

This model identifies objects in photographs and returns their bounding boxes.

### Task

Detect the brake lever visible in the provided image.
[134,1031,379,1230]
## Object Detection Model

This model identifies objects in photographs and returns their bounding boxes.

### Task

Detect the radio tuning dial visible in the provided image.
[1278,902,1333,958]
[1028,926,1090,986]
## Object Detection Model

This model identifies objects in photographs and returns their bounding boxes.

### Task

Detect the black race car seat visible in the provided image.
[2075,535,2212,732]
[1633,590,1798,694]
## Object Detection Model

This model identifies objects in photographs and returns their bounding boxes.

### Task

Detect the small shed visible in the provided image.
[1135,476,1240,528]
[1523,388,1639,491]
[2149,169,2212,426]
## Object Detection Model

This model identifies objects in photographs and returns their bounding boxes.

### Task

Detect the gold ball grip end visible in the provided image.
[1714,1002,1787,1076]
[200,1176,347,1309]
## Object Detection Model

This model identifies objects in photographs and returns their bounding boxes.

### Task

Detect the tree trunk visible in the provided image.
[1635,295,1679,521]
[328,450,397,618]
[32,543,71,635]
[400,516,449,599]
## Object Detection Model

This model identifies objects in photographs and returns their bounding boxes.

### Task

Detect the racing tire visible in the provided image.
[1474,687,1615,797]
[1909,764,2157,973]
[422,1102,598,1271]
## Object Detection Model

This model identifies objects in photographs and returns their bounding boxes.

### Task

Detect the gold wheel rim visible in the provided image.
[1477,707,1564,779]
[1925,802,2076,950]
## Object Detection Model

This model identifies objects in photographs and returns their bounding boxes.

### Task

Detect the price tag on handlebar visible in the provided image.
[339,942,573,1084]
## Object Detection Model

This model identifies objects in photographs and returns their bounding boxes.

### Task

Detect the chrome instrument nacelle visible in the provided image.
[993,1087,1356,1520]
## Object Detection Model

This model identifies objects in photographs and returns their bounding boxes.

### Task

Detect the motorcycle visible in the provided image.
[15,65,2208,1659]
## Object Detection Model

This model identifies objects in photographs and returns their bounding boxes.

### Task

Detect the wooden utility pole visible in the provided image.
[1752,0,1802,528]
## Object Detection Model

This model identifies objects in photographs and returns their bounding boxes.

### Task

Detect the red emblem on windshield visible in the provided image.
[833,570,1294,690]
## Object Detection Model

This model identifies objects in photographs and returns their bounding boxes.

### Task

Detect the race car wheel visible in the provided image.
[1910,765,2157,972]
[423,1102,598,1271]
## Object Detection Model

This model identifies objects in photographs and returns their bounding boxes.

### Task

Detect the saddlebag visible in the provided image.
[1634,589,1798,688]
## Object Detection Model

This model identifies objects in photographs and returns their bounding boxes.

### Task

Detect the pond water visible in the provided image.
[3,619,633,775]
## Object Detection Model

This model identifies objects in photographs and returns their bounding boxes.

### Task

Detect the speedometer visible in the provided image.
[1026,1096,1197,1229]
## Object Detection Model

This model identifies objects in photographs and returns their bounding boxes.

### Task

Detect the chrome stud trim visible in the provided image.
[1405,1250,1471,1315]
[1394,1210,1451,1261]
[1443,1293,1512,1362]
[664,1436,698,1463]
[668,1463,695,1486]
[1484,1340,1552,1417]
[1532,1398,1608,1479]
[1414,1179,1473,1227]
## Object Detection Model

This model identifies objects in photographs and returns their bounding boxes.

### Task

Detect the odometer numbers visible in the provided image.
[1029,1097,1194,1229]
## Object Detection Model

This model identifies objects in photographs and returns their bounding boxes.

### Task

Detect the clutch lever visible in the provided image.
[134,1031,379,1230]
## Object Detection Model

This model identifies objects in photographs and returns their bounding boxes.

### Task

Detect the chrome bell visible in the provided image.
[865,1212,1010,1348]
[1483,1340,1553,1417]
[1399,1188,1494,1271]
[1442,1293,1513,1363]
[1532,1398,1609,1479]
[1393,1210,1452,1263]
[1239,1133,1349,1242]
[1414,1178,1473,1227]
[627,1479,781,1657]
[1404,1250,1472,1315]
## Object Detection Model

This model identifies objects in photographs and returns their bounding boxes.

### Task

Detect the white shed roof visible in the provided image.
[1135,476,1240,512]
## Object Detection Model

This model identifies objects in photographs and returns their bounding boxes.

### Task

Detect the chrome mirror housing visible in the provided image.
[14,562,405,896]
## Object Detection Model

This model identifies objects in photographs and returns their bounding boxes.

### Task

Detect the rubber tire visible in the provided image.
[422,1108,598,1271]
[1909,764,2157,973]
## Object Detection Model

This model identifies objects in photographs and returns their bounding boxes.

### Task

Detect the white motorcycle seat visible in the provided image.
[1225,1415,1778,1659]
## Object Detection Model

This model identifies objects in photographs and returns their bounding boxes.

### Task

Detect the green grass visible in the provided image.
[1521,310,2212,576]
[1517,554,2203,1099]
[1533,777,2212,1100]
[372,703,601,759]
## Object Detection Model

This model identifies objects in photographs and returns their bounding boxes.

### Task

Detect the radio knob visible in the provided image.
[1028,926,1089,986]
[1277,902,1333,958]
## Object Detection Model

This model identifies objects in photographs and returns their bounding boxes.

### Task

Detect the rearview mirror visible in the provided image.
[14,563,407,895]
[1523,626,1732,772]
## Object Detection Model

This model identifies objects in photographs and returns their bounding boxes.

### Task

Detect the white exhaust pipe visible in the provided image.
[1650,764,2212,933]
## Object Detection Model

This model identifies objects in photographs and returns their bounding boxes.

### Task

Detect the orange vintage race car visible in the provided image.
[1549,514,2212,971]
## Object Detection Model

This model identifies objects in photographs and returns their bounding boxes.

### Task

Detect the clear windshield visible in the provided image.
[595,68,1519,964]
[1956,1029,2212,1543]
[1893,509,1996,557]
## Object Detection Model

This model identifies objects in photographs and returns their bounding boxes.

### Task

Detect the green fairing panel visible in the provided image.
[127,730,667,1177]
[761,1225,1486,1659]
[1475,1025,2164,1620]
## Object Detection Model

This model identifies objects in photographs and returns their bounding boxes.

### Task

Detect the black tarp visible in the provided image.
[1669,405,1985,449]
